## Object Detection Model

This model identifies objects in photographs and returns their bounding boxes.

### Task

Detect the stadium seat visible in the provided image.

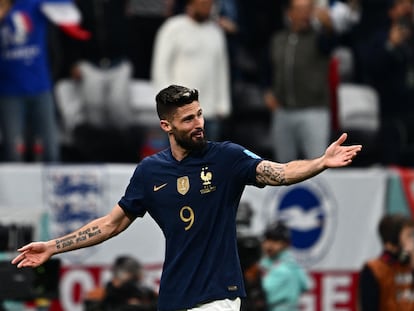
[337,83,380,132]
[54,79,162,162]
[335,83,380,166]
[54,79,84,145]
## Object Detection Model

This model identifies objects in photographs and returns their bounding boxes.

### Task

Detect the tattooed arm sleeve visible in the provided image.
[255,133,362,186]
[53,204,134,253]
[12,205,135,268]
[256,159,325,186]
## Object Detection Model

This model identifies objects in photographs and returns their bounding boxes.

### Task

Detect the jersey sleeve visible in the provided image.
[223,142,264,187]
[118,163,148,218]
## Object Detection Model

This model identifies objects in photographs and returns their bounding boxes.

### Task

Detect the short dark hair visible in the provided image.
[112,255,142,279]
[264,221,291,243]
[155,85,199,120]
[378,214,414,245]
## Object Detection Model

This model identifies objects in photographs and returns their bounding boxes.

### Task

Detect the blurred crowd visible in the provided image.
[1,0,414,165]
[83,255,158,311]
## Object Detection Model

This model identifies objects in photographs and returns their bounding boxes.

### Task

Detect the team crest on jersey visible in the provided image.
[200,166,216,194]
[177,176,190,195]
[2,12,33,46]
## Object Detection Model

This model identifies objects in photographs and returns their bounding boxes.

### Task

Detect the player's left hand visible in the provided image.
[323,133,362,168]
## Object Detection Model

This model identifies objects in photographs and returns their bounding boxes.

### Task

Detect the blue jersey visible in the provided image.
[119,141,263,311]
[0,0,70,96]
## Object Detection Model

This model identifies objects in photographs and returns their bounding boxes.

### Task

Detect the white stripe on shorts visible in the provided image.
[187,297,241,311]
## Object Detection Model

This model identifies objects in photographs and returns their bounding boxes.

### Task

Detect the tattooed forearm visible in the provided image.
[55,225,102,250]
[55,235,77,250]
[256,161,286,185]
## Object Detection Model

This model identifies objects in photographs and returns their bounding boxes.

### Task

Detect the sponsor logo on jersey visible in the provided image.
[153,183,168,192]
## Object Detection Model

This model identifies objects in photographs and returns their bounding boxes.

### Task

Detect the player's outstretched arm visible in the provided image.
[11,204,134,268]
[256,133,362,186]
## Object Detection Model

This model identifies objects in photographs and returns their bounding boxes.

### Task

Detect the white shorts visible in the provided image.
[187,297,241,311]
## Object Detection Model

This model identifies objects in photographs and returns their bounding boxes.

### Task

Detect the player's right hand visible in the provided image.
[11,242,53,268]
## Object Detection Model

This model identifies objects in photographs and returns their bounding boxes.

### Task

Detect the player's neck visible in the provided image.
[170,141,190,162]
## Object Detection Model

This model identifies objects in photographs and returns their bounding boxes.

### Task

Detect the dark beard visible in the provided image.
[174,132,207,151]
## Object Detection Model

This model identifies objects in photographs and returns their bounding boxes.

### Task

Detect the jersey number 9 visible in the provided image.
[180,206,195,231]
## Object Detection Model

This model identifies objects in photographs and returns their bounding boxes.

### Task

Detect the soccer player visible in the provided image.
[11,85,362,311]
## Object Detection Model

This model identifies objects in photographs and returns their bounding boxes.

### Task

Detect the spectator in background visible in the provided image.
[151,0,231,142]
[358,214,414,311]
[125,0,174,80]
[236,0,286,85]
[238,235,267,311]
[236,202,267,311]
[59,0,142,162]
[264,0,337,162]
[0,0,88,162]
[84,255,158,311]
[66,0,133,131]
[215,0,240,85]
[358,0,414,166]
[345,0,394,84]
[260,221,311,311]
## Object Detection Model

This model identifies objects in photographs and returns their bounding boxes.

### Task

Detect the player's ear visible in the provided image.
[160,119,172,133]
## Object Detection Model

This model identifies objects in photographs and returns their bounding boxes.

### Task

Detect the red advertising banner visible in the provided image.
[49,266,359,311]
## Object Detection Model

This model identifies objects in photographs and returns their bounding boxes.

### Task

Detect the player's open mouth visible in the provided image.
[192,130,204,138]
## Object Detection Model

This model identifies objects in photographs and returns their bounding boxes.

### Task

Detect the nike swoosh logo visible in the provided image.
[153,183,168,192]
